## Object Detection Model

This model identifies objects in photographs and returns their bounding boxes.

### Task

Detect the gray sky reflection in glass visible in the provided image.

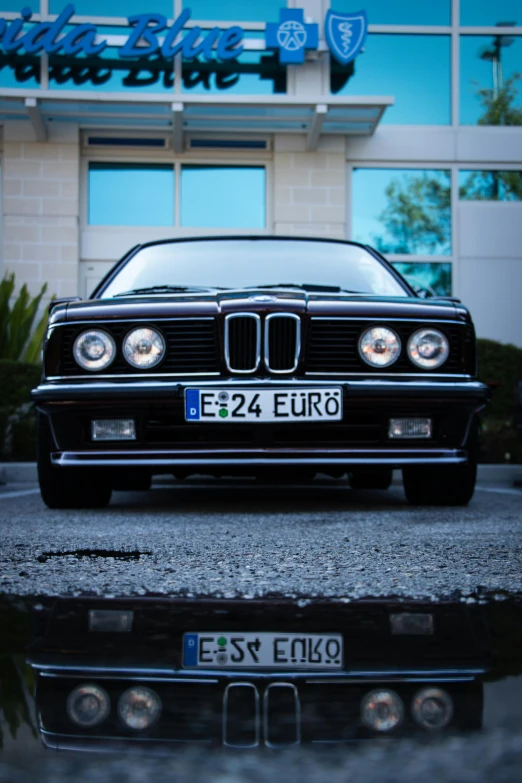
[100,240,408,298]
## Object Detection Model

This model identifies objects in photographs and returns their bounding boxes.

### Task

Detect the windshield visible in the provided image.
[99,239,410,299]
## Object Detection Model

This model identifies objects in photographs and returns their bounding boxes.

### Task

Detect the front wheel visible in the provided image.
[37,414,112,509]
[403,446,477,507]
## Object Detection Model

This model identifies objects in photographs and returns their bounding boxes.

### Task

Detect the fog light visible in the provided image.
[389,418,432,439]
[67,684,110,727]
[361,689,404,732]
[88,609,134,633]
[92,419,136,441]
[118,686,161,731]
[412,687,453,729]
[390,613,434,635]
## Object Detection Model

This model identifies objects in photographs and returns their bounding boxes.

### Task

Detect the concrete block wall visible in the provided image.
[273,135,346,238]
[1,123,80,301]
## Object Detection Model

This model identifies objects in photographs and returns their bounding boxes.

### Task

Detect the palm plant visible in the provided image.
[0,273,50,364]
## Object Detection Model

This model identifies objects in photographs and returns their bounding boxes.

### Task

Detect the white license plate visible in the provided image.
[185,388,342,423]
[183,632,343,669]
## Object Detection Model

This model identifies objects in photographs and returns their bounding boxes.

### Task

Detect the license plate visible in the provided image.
[185,388,342,423]
[183,632,343,669]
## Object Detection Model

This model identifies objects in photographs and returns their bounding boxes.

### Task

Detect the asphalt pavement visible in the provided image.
[0,476,521,601]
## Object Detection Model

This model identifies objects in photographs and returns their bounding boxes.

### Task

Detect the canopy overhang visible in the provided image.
[0,91,394,149]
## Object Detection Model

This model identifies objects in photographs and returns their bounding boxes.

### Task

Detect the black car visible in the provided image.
[32,236,489,508]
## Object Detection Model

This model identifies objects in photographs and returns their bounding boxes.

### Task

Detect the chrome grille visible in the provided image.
[225,313,261,373]
[265,313,301,373]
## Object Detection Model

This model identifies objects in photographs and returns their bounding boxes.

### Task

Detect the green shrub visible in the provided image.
[477,339,522,462]
[0,273,50,363]
[0,360,41,409]
[477,338,522,420]
[0,360,41,460]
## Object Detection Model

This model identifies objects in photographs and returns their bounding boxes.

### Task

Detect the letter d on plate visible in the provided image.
[185,389,200,420]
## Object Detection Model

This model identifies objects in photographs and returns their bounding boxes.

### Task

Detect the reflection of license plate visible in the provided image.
[185,388,342,423]
[183,633,343,669]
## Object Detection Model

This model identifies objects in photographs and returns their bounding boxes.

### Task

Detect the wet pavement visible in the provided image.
[0,478,521,600]
[1,476,522,781]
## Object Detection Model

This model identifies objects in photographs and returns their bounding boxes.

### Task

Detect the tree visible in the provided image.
[477,72,522,126]
[373,172,451,256]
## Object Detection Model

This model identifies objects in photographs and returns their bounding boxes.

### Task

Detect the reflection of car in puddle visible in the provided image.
[25,598,498,750]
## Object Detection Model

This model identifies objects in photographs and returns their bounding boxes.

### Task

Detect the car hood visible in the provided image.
[50,289,470,326]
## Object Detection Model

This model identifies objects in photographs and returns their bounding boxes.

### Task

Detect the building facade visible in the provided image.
[0,0,521,345]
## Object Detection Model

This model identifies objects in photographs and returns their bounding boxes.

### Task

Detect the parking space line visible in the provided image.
[0,488,40,499]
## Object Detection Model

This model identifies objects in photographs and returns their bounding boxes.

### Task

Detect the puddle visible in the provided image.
[35,550,152,563]
[0,595,521,779]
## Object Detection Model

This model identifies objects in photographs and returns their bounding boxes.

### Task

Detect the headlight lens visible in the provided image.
[408,329,449,369]
[411,687,453,729]
[73,330,116,372]
[123,328,165,369]
[67,684,110,727]
[359,327,401,368]
[118,686,161,730]
[361,689,404,732]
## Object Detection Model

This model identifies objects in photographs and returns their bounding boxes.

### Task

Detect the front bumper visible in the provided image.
[33,378,489,470]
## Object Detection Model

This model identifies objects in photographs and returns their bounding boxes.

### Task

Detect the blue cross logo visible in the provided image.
[265,8,319,65]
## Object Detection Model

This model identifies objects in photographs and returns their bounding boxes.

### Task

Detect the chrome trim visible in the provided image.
[45,372,221,380]
[52,451,468,468]
[224,312,261,374]
[49,317,217,330]
[305,373,472,378]
[264,312,301,374]
[223,683,260,749]
[36,378,483,390]
[310,317,465,325]
[263,683,301,748]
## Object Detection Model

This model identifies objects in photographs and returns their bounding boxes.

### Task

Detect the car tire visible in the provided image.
[37,414,112,509]
[402,425,478,506]
[349,469,393,491]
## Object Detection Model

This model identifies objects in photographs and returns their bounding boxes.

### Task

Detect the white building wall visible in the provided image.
[273,134,346,238]
[1,122,80,304]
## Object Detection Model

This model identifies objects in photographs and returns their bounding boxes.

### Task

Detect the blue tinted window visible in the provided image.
[459,170,522,200]
[181,166,266,228]
[392,262,452,297]
[461,0,522,26]
[352,168,452,255]
[0,54,40,88]
[182,49,285,94]
[2,1,38,10]
[331,35,451,125]
[460,35,522,125]
[49,0,173,16]
[49,44,174,93]
[88,163,174,226]
[184,0,282,22]
[331,0,450,26]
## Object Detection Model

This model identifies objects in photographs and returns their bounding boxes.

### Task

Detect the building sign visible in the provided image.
[0,5,367,65]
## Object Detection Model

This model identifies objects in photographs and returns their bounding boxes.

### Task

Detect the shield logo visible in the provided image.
[325,9,368,66]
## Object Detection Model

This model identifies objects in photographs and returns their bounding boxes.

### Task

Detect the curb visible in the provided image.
[1,463,521,486]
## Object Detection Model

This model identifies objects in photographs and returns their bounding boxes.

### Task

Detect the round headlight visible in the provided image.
[118,686,161,731]
[361,689,404,732]
[408,329,449,369]
[73,330,116,372]
[412,687,453,730]
[123,328,165,369]
[67,683,110,727]
[359,327,401,368]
